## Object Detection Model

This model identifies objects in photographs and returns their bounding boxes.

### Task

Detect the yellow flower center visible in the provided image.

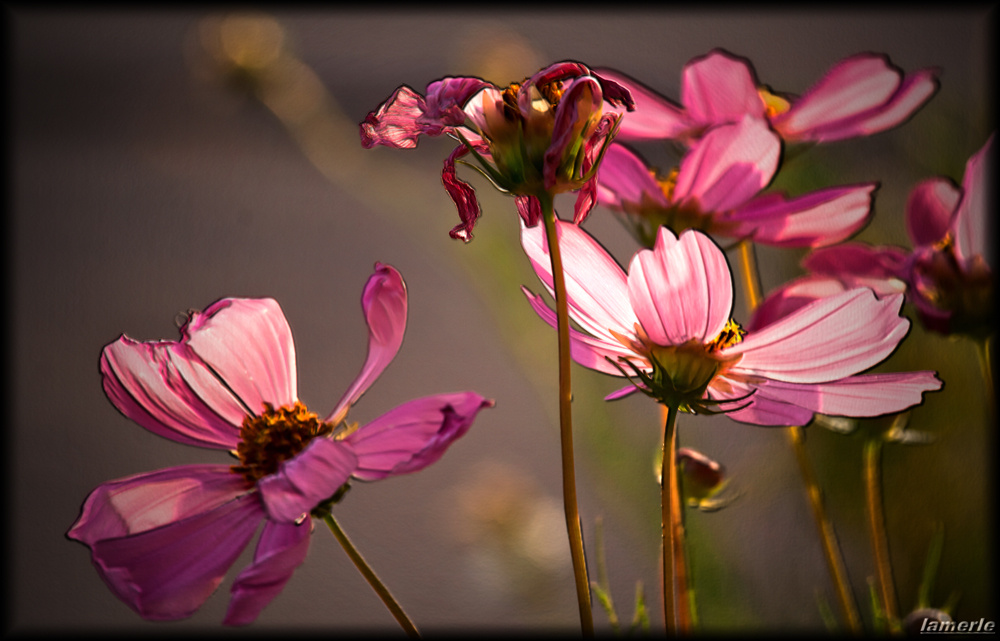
[757,87,791,118]
[655,167,680,202]
[705,319,746,352]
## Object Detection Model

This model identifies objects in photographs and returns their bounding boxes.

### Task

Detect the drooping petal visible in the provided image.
[952,134,992,267]
[256,437,357,523]
[627,227,732,345]
[420,77,491,135]
[681,50,765,126]
[573,177,598,224]
[360,85,428,149]
[515,194,543,228]
[327,264,407,424]
[545,75,602,190]
[905,177,960,247]
[183,298,297,415]
[100,337,245,449]
[223,519,312,626]
[673,115,780,213]
[595,142,670,209]
[726,289,910,383]
[593,67,692,141]
[347,392,494,481]
[520,218,636,341]
[442,145,484,242]
[67,466,263,621]
[726,183,876,248]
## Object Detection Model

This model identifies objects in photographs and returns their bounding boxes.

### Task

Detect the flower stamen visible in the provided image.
[231,401,335,486]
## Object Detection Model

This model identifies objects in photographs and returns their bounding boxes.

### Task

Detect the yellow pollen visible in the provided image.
[757,87,791,118]
[933,232,954,253]
[231,401,335,486]
[654,167,680,202]
[706,319,746,352]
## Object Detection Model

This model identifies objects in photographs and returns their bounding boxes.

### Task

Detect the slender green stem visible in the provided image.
[661,403,692,634]
[864,438,899,630]
[540,196,594,636]
[737,240,862,634]
[975,334,994,415]
[321,512,420,638]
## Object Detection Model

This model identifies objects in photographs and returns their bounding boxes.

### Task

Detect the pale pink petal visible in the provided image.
[327,264,407,424]
[906,178,960,247]
[347,392,494,481]
[68,467,263,621]
[673,116,780,213]
[256,437,357,523]
[748,275,855,332]
[727,183,876,248]
[952,134,992,266]
[595,143,670,209]
[360,86,427,149]
[183,298,297,415]
[593,68,692,141]
[627,228,732,345]
[711,376,815,426]
[100,338,245,449]
[726,289,910,383]
[520,218,636,341]
[224,520,312,626]
[681,50,765,126]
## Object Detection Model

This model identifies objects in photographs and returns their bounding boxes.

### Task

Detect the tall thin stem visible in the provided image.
[864,438,899,629]
[661,403,692,634]
[541,197,594,636]
[736,240,862,634]
[321,512,420,638]
[975,334,994,415]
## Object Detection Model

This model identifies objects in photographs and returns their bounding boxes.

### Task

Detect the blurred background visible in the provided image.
[8,8,994,635]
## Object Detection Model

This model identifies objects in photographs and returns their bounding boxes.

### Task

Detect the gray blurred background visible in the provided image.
[8,8,995,635]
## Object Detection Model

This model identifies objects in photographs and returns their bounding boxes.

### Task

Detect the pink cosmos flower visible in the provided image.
[598,49,938,145]
[520,219,941,426]
[596,115,877,248]
[67,264,494,625]
[772,134,993,337]
[361,61,634,241]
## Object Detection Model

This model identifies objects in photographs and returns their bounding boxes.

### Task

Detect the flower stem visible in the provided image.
[321,512,420,637]
[661,403,692,634]
[540,196,594,636]
[737,240,862,634]
[975,334,994,415]
[864,437,899,630]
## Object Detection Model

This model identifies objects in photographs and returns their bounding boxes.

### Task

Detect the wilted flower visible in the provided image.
[780,134,993,337]
[361,61,634,241]
[68,264,493,625]
[520,220,941,425]
[598,49,938,146]
[596,115,876,248]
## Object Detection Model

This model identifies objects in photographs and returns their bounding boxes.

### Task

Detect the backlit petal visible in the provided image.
[256,437,357,523]
[906,178,959,247]
[596,142,670,209]
[952,134,992,266]
[749,372,941,419]
[593,67,692,141]
[682,50,764,125]
[360,85,427,149]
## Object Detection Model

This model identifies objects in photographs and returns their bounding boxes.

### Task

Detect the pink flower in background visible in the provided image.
[361,61,634,241]
[67,264,493,625]
[599,49,938,145]
[777,134,993,337]
[596,115,876,248]
[520,219,940,426]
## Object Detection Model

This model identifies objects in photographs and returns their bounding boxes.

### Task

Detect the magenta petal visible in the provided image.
[360,85,428,149]
[628,228,733,345]
[327,264,407,424]
[545,75,602,189]
[716,379,816,426]
[673,116,780,213]
[256,437,357,523]
[224,520,312,626]
[68,467,262,621]
[515,194,543,228]
[441,145,484,242]
[573,177,598,224]
[347,392,494,481]
[183,298,297,415]
[952,134,992,266]
[682,50,765,126]
[593,67,692,141]
[728,183,876,248]
[100,338,245,449]
[803,242,910,283]
[749,275,855,331]
[754,372,941,419]
[420,77,490,134]
[596,143,669,209]
[906,177,960,247]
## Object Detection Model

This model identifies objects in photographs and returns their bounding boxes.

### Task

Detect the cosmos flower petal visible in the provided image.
[443,145,485,242]
[359,85,427,149]
[595,142,670,208]
[223,520,312,626]
[545,75,602,190]
[184,298,297,414]
[327,264,408,424]
[256,438,357,523]
[803,242,911,284]
[682,50,765,125]
[673,116,780,213]
[593,67,692,141]
[728,183,876,248]
[347,392,495,481]
[67,466,262,621]
[727,289,910,383]
[952,134,992,265]
[712,377,816,426]
[628,228,732,345]
[905,177,960,247]
[520,218,636,341]
[100,338,245,449]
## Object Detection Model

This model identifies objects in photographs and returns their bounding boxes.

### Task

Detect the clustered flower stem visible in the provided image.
[864,438,900,632]
[737,239,863,634]
[661,402,692,634]
[540,195,595,636]
[321,512,421,638]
